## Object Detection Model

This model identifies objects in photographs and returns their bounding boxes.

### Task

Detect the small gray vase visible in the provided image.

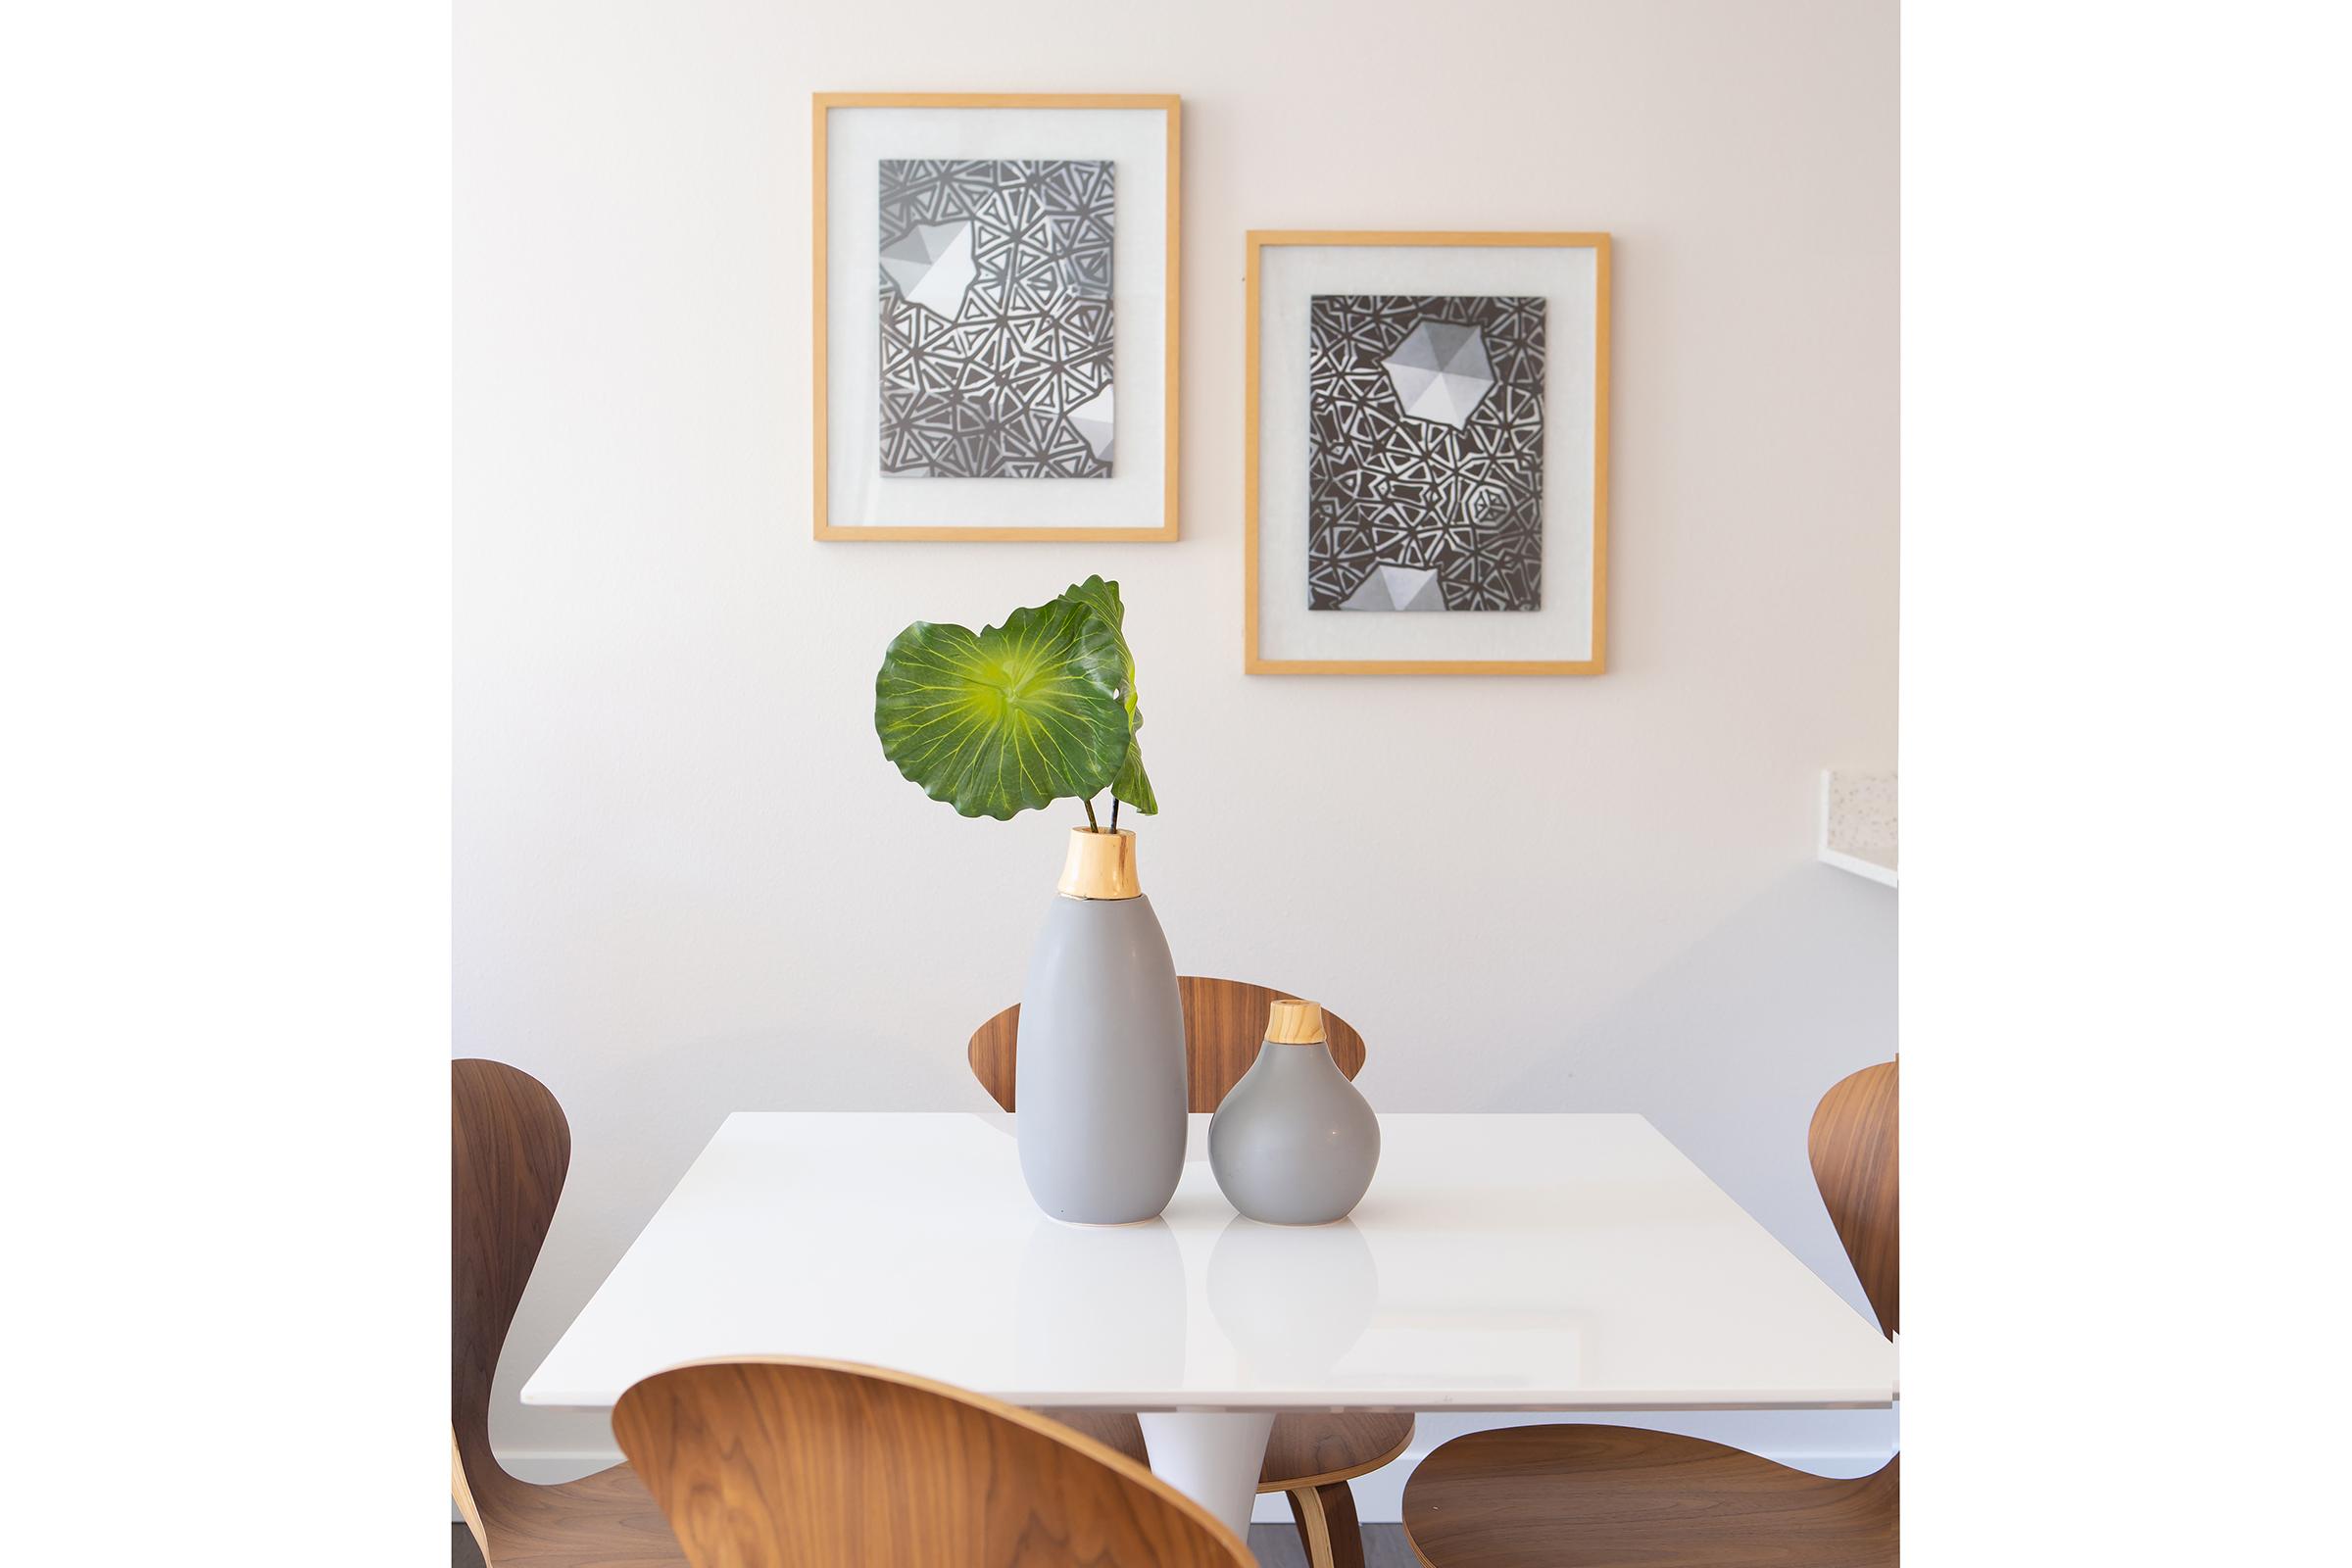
[1014,828,1187,1225]
[1208,1000,1380,1225]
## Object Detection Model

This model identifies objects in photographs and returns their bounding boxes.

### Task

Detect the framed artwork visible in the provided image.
[1245,231,1611,673]
[812,93,1181,541]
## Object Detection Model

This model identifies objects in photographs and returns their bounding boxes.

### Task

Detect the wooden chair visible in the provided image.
[969,976,1368,1117]
[454,1058,686,1567]
[968,976,1410,1568]
[612,1357,1253,1568]
[1399,1059,1900,1568]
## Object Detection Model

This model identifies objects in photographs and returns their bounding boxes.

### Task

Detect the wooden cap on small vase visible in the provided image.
[1265,999,1326,1044]
[1056,828,1141,900]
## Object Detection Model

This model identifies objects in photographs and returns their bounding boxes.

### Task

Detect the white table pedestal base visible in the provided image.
[1138,1411,1275,1544]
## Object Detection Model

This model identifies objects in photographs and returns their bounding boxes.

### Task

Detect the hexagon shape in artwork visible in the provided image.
[1381,319,1495,428]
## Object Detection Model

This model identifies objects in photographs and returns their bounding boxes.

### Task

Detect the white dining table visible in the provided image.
[523,1111,1894,1543]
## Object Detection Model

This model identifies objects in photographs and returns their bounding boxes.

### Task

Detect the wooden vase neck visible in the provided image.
[1056,828,1141,901]
[1264,999,1327,1044]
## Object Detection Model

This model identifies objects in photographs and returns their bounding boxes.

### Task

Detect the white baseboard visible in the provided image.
[462,1411,1899,1528]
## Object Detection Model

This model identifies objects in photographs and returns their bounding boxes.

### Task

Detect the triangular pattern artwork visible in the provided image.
[878,159,1115,478]
[1308,294,1547,611]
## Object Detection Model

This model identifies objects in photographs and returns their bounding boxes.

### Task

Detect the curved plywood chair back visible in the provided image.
[966,976,1369,1112]
[1808,1058,1898,1336]
[453,1058,572,1497]
[613,1358,1253,1568]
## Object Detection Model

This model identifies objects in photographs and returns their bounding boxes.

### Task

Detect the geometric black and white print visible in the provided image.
[1307,295,1546,610]
[878,159,1115,478]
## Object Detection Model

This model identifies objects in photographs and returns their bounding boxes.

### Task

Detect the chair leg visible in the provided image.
[1285,1480,1366,1568]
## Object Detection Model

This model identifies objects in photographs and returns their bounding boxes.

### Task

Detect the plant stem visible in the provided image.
[1082,796,1100,831]
[1110,797,1121,832]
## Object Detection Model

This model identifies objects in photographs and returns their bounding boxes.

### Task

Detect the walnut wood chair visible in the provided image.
[454,1058,686,1568]
[968,976,1410,1568]
[1399,1059,1900,1568]
[612,1357,1253,1568]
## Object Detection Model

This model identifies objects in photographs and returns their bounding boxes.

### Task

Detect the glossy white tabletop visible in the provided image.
[522,1113,1893,1414]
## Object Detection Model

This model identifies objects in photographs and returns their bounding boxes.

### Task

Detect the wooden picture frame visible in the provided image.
[812,93,1182,542]
[1245,230,1611,673]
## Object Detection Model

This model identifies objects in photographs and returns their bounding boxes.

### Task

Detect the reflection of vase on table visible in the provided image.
[1208,1215,1379,1381]
[1016,1214,1185,1390]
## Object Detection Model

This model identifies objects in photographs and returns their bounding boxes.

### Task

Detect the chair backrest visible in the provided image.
[1808,1058,1898,1337]
[612,1358,1253,1568]
[967,975,1368,1112]
[452,1058,572,1511]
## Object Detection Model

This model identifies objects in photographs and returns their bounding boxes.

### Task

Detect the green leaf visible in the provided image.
[874,598,1129,820]
[1110,738,1157,815]
[1055,575,1156,814]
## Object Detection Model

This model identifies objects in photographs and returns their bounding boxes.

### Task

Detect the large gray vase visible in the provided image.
[1208,1000,1380,1225]
[1014,828,1187,1224]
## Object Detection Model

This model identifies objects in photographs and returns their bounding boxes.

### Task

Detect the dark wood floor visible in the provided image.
[1242,1519,1419,1566]
[455,1519,1419,1565]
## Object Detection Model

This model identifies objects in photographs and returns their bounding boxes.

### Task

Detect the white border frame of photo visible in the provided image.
[1246,231,1611,674]
[814,94,1181,542]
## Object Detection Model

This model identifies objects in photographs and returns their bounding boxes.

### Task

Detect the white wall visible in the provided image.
[457,0,1898,1514]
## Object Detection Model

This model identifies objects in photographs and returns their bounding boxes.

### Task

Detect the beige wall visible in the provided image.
[457,0,1897,1501]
